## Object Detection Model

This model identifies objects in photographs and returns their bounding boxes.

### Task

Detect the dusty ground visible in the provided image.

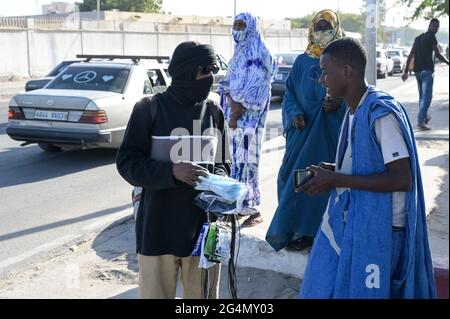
[0,216,301,299]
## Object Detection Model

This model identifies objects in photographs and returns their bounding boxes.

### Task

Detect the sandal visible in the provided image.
[286,237,313,251]
[241,213,263,228]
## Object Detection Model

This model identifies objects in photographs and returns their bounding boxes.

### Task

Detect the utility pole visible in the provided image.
[233,0,237,18]
[365,0,377,85]
[97,0,100,20]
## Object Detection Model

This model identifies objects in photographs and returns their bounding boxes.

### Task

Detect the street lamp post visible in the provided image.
[365,0,377,85]
[233,0,236,18]
[97,0,100,20]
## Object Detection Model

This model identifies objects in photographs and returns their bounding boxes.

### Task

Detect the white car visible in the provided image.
[376,48,394,78]
[7,55,174,151]
[387,49,408,73]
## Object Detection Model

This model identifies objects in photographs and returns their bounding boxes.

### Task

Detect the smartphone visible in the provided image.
[293,169,313,188]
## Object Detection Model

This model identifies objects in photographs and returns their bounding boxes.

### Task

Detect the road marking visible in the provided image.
[0,208,133,272]
[82,208,133,231]
[0,234,75,271]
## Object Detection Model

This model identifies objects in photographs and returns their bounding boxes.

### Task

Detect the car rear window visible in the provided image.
[47,66,130,93]
[387,51,400,58]
[47,61,76,77]
[276,54,298,66]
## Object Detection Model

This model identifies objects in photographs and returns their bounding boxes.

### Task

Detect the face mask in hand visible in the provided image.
[313,29,334,47]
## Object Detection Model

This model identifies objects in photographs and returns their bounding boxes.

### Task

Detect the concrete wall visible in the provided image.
[29,30,82,75]
[0,30,29,77]
[0,28,308,78]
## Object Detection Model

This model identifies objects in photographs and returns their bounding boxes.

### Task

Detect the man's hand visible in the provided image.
[401,72,409,82]
[172,162,208,186]
[293,115,306,129]
[322,97,342,113]
[318,162,335,172]
[296,165,336,195]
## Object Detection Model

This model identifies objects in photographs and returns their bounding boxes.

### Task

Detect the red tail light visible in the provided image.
[8,107,25,120]
[79,110,108,124]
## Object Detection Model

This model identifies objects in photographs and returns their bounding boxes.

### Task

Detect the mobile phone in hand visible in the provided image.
[293,169,313,188]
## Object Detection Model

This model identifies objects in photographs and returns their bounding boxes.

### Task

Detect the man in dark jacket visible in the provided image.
[116,41,231,299]
[402,18,449,130]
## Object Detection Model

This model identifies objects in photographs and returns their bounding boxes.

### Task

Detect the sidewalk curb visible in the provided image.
[235,228,307,279]
[415,135,449,141]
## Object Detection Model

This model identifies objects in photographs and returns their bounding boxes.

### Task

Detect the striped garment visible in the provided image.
[219,12,276,212]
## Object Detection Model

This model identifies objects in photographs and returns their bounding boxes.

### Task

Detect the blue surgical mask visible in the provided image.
[232,29,246,43]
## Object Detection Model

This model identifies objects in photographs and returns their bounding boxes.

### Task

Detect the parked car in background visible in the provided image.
[271,51,304,98]
[387,48,408,73]
[7,55,174,152]
[212,54,228,92]
[376,48,394,78]
[25,60,81,92]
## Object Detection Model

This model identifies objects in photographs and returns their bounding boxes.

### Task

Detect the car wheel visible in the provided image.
[38,143,62,152]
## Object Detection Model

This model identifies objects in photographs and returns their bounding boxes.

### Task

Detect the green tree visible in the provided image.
[288,12,365,33]
[286,14,314,29]
[377,0,389,43]
[398,0,449,20]
[339,13,365,34]
[76,0,163,13]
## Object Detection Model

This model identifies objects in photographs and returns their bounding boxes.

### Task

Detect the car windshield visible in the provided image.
[47,61,77,77]
[47,66,130,93]
[387,51,400,58]
[276,53,298,66]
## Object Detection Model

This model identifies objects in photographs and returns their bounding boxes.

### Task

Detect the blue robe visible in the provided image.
[300,86,436,299]
[266,53,346,250]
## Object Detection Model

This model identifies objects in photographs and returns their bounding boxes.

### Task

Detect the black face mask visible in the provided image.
[171,75,214,104]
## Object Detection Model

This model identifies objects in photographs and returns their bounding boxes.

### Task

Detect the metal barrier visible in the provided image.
[0,17,28,29]
[0,17,307,38]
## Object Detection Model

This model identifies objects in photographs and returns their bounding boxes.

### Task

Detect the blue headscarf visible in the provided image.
[219,12,276,109]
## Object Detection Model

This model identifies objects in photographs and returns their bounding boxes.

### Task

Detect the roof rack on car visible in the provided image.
[76,54,170,64]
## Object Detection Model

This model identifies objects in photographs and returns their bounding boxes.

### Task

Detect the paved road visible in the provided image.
[0,71,423,278]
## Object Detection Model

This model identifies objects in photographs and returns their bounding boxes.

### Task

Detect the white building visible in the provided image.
[42,2,77,15]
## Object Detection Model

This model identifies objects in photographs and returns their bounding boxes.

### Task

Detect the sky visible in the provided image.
[0,0,448,30]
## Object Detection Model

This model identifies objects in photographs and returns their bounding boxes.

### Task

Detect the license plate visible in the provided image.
[275,74,284,81]
[34,110,68,121]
